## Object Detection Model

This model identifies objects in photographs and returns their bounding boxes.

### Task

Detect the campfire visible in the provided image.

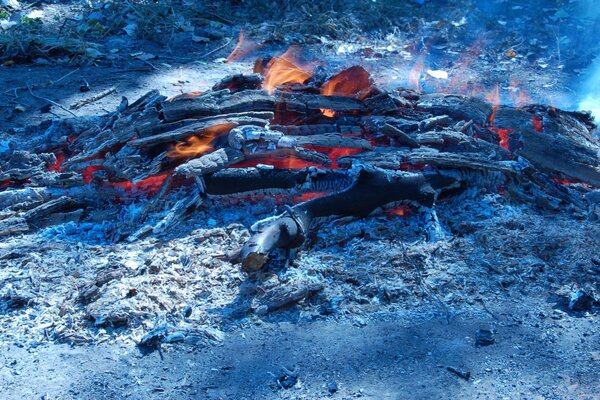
[2,46,599,274]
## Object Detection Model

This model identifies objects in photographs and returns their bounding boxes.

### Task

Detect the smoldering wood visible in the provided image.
[259,284,325,313]
[270,124,362,136]
[160,90,367,122]
[240,167,458,271]
[128,116,268,148]
[204,167,352,195]
[381,124,419,148]
[175,147,244,177]
[416,94,493,126]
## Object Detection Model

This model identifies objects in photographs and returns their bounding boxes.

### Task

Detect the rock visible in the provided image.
[327,381,338,393]
[183,305,193,318]
[475,329,495,346]
[569,290,594,311]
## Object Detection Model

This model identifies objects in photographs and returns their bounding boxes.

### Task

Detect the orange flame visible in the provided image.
[262,47,313,94]
[486,84,512,151]
[167,123,237,159]
[321,66,373,99]
[321,108,336,118]
[168,91,203,102]
[386,204,412,217]
[226,30,261,63]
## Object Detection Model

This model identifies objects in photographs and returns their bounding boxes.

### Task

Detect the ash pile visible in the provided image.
[1,51,599,348]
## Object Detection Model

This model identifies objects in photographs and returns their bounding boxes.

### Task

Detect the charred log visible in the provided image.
[240,167,458,271]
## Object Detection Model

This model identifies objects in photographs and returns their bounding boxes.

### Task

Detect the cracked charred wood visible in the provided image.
[128,116,268,148]
[285,133,372,149]
[240,167,458,271]
[161,90,367,122]
[0,151,56,182]
[212,73,263,92]
[270,124,362,136]
[161,90,276,122]
[204,168,352,195]
[381,124,419,148]
[515,127,600,187]
[135,111,274,139]
[175,148,244,177]
[258,284,324,314]
[0,217,29,237]
[22,196,80,225]
[416,94,492,126]
[363,92,399,115]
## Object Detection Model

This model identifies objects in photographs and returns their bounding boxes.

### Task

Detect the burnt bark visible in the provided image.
[240,167,458,271]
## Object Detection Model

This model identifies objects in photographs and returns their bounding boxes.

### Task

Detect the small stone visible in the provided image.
[475,329,495,346]
[277,368,298,389]
[183,305,193,318]
[255,305,269,316]
[327,381,338,393]
[569,290,594,311]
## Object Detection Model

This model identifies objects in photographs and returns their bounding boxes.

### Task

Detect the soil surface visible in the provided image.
[1,308,598,400]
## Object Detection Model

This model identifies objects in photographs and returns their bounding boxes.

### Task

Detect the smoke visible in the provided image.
[579,56,600,120]
[574,0,600,120]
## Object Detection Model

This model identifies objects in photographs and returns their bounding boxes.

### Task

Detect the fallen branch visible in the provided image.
[240,167,458,271]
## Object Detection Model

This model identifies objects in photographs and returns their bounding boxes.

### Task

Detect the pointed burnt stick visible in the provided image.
[240,167,459,271]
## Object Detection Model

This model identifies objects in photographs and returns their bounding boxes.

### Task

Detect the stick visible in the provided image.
[69,86,118,110]
[27,84,77,117]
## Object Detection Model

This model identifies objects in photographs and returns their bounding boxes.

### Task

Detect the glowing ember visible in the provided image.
[386,204,411,217]
[168,91,203,102]
[226,30,261,63]
[82,165,103,184]
[262,47,313,94]
[229,156,323,170]
[167,123,237,158]
[491,128,513,150]
[303,146,364,169]
[108,174,168,196]
[293,192,327,202]
[320,66,373,99]
[48,152,65,172]
[486,83,512,151]
[532,116,543,132]
[321,108,336,118]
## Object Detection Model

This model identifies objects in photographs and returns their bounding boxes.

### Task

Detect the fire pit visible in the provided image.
[0,2,599,397]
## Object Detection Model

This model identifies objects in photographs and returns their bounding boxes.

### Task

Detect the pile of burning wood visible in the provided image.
[1,50,599,272]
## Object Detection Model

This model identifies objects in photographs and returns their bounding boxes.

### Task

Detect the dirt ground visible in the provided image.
[1,304,598,399]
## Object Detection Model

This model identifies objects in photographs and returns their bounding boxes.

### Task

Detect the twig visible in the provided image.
[26,84,77,117]
[69,86,118,110]
[198,37,234,60]
[3,68,80,98]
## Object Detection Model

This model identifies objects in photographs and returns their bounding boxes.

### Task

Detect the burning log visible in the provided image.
[240,167,458,271]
